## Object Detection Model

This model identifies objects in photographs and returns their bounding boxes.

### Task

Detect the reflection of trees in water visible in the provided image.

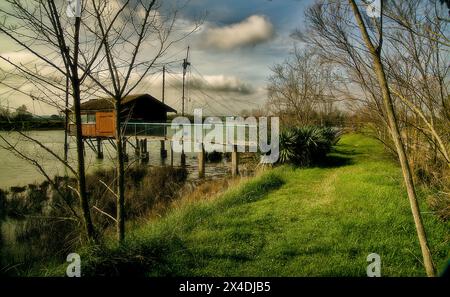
[0,217,80,275]
[0,166,196,274]
[0,180,81,275]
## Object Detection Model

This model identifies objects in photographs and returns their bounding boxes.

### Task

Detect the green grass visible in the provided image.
[42,133,449,277]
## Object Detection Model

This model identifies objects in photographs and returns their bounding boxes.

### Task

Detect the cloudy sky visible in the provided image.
[0,0,312,116]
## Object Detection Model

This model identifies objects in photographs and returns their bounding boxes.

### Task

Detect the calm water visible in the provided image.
[0,130,231,189]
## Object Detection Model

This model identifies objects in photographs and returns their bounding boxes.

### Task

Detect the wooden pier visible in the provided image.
[82,131,257,178]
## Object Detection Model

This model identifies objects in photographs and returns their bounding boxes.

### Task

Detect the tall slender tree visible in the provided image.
[348,0,435,276]
[85,0,200,242]
[0,0,100,239]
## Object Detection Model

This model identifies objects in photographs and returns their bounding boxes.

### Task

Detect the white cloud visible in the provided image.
[0,52,37,71]
[165,73,255,95]
[190,75,255,94]
[198,15,274,50]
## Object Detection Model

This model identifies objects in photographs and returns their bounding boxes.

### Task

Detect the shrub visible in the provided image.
[279,126,341,166]
[0,189,7,218]
[205,150,223,162]
[204,151,232,163]
[125,166,188,219]
[85,166,188,229]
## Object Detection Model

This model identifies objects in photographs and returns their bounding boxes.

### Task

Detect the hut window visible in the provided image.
[81,113,96,123]
[87,113,96,123]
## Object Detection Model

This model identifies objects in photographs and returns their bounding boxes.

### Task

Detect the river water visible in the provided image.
[0,130,232,189]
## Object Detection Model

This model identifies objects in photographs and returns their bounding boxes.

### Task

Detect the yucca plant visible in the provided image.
[279,126,341,166]
[278,128,297,163]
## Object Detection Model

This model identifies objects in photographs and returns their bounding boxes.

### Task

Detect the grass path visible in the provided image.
[48,133,449,276]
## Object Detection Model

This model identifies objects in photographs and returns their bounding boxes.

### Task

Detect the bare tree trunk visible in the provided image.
[349,0,435,277]
[72,16,95,240]
[64,75,69,163]
[115,101,125,242]
[84,0,198,244]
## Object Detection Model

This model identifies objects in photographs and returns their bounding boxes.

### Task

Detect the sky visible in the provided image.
[0,0,313,116]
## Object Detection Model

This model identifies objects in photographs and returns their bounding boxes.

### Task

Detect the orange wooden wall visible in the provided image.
[69,111,116,138]
[95,111,115,137]
[81,124,96,137]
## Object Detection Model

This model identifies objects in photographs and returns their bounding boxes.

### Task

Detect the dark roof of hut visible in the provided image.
[76,94,176,113]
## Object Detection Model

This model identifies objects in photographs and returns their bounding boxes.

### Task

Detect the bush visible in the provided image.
[205,151,231,163]
[205,150,223,162]
[85,166,188,229]
[279,126,341,166]
[0,189,7,218]
[125,166,188,219]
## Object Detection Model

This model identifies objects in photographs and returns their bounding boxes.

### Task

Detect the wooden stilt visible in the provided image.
[181,150,186,167]
[198,144,205,178]
[140,139,149,163]
[135,138,140,156]
[170,141,174,167]
[96,137,104,159]
[181,139,186,167]
[231,145,239,177]
[160,140,167,158]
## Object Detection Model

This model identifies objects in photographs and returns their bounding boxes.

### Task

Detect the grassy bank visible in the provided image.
[42,133,449,276]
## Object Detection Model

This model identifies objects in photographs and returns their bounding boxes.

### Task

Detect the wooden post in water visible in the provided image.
[181,147,186,167]
[170,141,174,167]
[140,139,149,163]
[231,145,239,177]
[139,139,143,162]
[160,140,167,158]
[198,144,205,178]
[135,137,140,156]
[96,137,104,159]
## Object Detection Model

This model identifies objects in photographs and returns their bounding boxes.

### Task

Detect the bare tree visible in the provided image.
[0,0,199,243]
[301,0,440,276]
[267,47,339,126]
[349,0,435,276]
[384,0,450,168]
[0,0,110,239]
[83,0,200,242]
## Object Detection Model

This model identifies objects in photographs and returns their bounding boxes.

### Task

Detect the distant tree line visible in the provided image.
[0,104,64,130]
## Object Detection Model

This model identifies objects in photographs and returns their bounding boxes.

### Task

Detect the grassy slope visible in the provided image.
[47,133,449,276]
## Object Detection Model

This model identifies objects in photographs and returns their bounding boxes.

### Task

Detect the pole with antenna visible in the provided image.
[180,46,190,166]
[162,65,166,104]
[182,46,190,117]
[161,65,167,159]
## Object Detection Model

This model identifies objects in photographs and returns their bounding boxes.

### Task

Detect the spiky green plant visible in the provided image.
[278,126,341,166]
